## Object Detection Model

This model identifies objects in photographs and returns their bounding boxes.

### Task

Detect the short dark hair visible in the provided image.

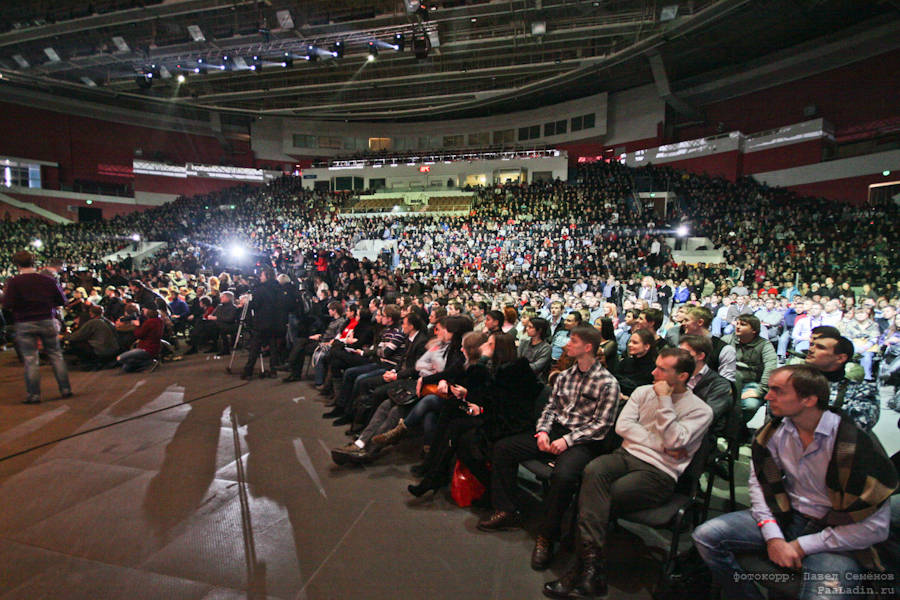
[567,310,583,324]
[831,336,854,363]
[772,364,831,410]
[327,300,343,313]
[811,325,841,339]
[679,334,713,362]
[736,314,761,334]
[659,347,696,377]
[570,325,603,355]
[404,312,426,333]
[88,305,104,318]
[597,317,615,341]
[640,308,664,331]
[12,251,34,268]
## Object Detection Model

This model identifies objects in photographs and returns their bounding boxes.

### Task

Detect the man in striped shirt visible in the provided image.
[478,326,621,572]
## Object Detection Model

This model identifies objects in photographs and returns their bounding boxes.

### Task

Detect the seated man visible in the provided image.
[63,304,120,365]
[805,332,879,432]
[679,335,734,439]
[478,326,620,572]
[692,364,896,600]
[634,307,670,353]
[681,306,736,381]
[117,307,165,372]
[208,291,240,355]
[724,314,777,427]
[543,348,713,599]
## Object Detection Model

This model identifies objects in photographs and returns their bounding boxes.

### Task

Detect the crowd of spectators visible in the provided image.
[2,158,899,598]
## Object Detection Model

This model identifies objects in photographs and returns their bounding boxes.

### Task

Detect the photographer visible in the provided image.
[240,268,287,379]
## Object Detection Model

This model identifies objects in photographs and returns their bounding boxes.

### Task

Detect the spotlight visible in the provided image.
[676,225,689,237]
[222,54,233,71]
[306,45,318,62]
[229,244,246,260]
[393,33,405,51]
[196,58,207,75]
[131,233,141,242]
[136,71,153,89]
[177,74,186,83]
[251,55,262,72]
[32,239,42,249]
[367,41,378,61]
[331,41,344,58]
[283,51,293,67]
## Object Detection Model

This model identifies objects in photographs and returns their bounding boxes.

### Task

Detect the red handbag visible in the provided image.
[450,460,486,507]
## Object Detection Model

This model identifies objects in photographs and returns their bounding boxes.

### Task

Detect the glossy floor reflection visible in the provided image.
[2,349,896,599]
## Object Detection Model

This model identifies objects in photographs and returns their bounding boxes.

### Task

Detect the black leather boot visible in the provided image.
[571,542,606,599]
[542,554,582,598]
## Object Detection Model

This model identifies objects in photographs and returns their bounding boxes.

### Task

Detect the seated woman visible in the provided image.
[116,307,164,372]
[406,332,542,496]
[594,317,619,373]
[614,328,657,397]
[518,316,552,381]
[330,315,472,465]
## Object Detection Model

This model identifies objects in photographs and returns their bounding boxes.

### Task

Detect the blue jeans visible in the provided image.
[15,319,71,402]
[404,393,445,446]
[118,348,154,373]
[777,330,792,359]
[693,509,865,600]
[337,363,386,409]
[740,382,765,425]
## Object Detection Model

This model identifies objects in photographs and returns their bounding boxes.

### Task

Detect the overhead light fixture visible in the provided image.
[12,54,29,68]
[531,21,546,36]
[44,47,61,62]
[196,57,207,75]
[367,41,378,61]
[660,5,679,21]
[283,51,293,68]
[251,55,262,71]
[187,25,205,42]
[331,41,344,58]
[80,76,97,87]
[276,9,294,30]
[111,36,129,52]
[393,33,405,51]
[222,54,233,70]
[306,45,318,62]
[176,74,186,83]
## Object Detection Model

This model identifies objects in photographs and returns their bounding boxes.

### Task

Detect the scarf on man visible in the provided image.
[751,411,898,570]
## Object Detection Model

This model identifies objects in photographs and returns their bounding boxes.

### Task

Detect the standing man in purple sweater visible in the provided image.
[2,251,72,404]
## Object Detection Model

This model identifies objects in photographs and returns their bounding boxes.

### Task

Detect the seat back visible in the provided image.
[532,384,552,422]
[675,435,713,497]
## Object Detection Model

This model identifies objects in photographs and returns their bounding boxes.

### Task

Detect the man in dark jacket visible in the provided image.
[679,335,734,439]
[2,250,72,403]
[241,268,286,379]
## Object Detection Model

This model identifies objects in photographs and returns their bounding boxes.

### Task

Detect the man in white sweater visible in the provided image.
[543,347,713,599]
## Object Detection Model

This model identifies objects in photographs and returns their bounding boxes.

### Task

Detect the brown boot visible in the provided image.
[531,535,554,570]
[572,542,606,598]
[371,419,408,447]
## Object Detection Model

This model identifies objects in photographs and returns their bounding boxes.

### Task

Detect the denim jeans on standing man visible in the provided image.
[15,319,71,402]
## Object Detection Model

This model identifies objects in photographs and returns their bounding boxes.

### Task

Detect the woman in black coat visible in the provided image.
[407,332,542,496]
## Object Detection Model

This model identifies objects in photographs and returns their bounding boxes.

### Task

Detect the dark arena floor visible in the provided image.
[0,348,897,600]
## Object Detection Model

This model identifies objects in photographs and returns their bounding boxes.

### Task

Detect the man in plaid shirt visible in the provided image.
[478,325,620,571]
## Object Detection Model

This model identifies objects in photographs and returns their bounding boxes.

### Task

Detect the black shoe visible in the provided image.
[408,477,441,497]
[22,397,41,404]
[332,415,353,426]
[410,463,427,478]
[282,374,302,383]
[573,544,607,599]
[322,408,344,419]
[543,562,580,599]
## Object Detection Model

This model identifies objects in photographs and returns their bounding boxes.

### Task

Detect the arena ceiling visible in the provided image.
[0,0,897,123]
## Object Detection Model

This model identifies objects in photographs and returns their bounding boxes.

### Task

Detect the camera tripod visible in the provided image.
[225,298,268,377]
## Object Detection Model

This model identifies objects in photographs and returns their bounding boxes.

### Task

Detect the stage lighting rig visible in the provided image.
[331,41,344,58]
[393,33,405,51]
[367,42,378,61]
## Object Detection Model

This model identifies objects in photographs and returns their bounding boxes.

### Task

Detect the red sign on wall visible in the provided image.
[418,165,431,172]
